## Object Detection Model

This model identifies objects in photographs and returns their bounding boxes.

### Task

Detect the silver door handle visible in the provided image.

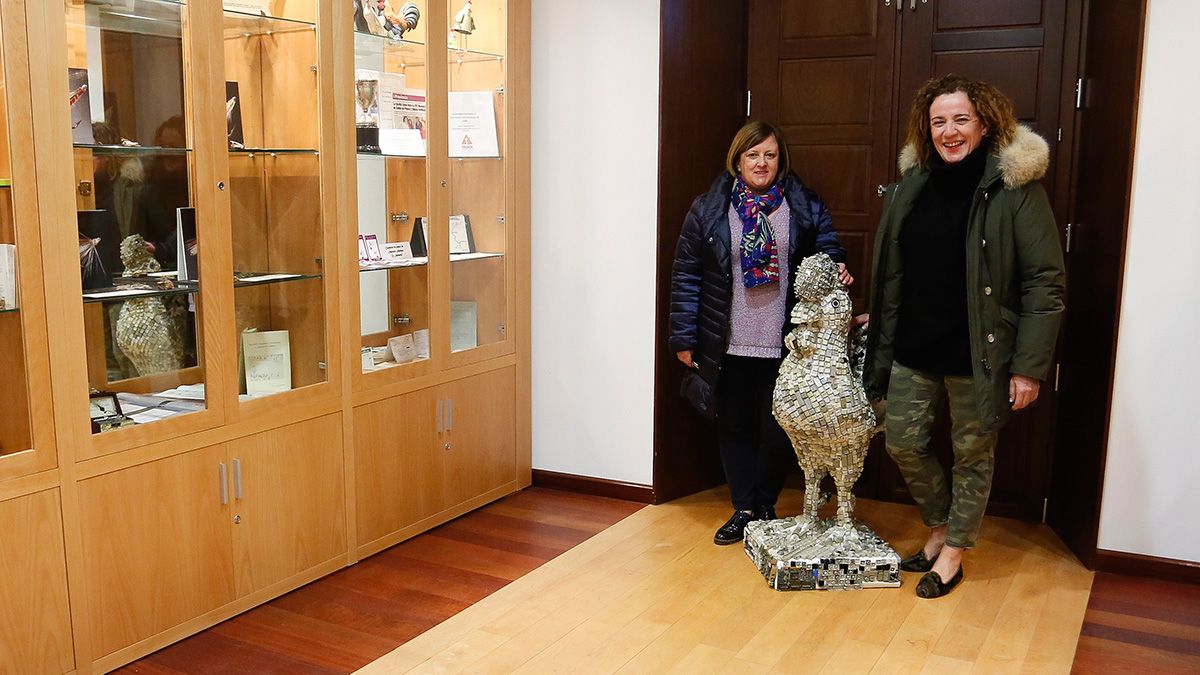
[446,399,453,431]
[437,399,444,433]
[218,462,229,505]
[233,458,243,500]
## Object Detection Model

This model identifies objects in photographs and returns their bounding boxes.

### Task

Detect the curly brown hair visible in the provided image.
[904,74,1018,168]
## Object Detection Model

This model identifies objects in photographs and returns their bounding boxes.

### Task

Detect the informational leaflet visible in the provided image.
[448,91,499,158]
[379,83,427,157]
[222,0,272,14]
[242,330,292,396]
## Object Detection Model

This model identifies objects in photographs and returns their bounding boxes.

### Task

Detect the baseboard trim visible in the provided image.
[531,469,654,504]
[1094,548,1200,585]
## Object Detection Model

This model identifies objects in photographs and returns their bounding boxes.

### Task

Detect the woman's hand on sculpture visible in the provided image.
[677,350,697,369]
[837,263,854,286]
[1009,374,1040,410]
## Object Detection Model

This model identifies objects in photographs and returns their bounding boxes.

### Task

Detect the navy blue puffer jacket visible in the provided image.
[668,172,846,418]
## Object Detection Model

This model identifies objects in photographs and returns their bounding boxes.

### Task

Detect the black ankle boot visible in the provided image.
[755,505,778,521]
[714,510,755,545]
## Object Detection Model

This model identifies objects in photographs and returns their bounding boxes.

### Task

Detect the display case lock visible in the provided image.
[393,314,411,326]
[233,515,241,524]
[497,323,506,335]
[392,211,409,223]
[217,181,226,191]
[78,180,92,196]
[497,214,505,224]
[317,361,327,370]
[496,85,505,95]
[441,180,448,188]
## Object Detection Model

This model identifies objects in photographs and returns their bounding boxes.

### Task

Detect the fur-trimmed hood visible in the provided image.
[898,124,1049,190]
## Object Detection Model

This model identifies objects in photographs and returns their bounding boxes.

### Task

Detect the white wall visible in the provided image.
[529,0,660,485]
[1097,0,1200,562]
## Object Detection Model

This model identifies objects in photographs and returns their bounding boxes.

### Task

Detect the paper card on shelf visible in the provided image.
[175,207,198,282]
[242,330,292,396]
[82,288,158,300]
[450,301,478,352]
[358,234,368,262]
[363,234,383,261]
[413,328,431,358]
[237,273,303,284]
[68,68,95,145]
[449,214,475,254]
[156,383,207,401]
[448,91,499,158]
[382,241,413,261]
[388,333,418,363]
[380,129,427,157]
[223,0,271,15]
[0,244,17,311]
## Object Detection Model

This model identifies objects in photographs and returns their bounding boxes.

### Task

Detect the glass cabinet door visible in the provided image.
[445,0,507,356]
[64,0,208,432]
[0,8,36,461]
[352,1,433,374]
[223,3,327,401]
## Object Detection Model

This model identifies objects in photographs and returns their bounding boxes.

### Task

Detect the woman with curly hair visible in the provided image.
[863,75,1065,597]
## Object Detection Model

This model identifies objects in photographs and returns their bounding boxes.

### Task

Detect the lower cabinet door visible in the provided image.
[443,366,517,507]
[355,387,443,545]
[229,414,347,596]
[0,489,74,673]
[79,444,235,658]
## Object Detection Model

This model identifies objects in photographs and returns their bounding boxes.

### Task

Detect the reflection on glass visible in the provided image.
[447,0,507,354]
[64,0,206,432]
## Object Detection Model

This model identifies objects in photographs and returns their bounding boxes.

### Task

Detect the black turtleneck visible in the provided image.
[894,140,990,376]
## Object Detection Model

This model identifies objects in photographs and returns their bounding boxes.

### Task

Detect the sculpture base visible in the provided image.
[744,517,901,591]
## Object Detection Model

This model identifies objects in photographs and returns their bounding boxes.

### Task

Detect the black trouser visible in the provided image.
[715,354,794,511]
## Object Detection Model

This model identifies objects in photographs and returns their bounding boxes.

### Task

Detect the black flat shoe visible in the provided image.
[900,549,939,573]
[755,505,778,521]
[714,510,755,545]
[916,566,964,599]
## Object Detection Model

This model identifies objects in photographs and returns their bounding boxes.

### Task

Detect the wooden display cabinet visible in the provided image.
[0,0,529,671]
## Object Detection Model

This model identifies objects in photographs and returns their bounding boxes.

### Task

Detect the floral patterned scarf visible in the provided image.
[732,177,784,288]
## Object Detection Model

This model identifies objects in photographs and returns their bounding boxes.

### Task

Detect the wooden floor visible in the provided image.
[115,488,643,674]
[359,487,1094,674]
[1073,572,1200,673]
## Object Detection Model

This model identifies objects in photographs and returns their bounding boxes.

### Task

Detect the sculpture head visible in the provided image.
[794,253,839,303]
[119,234,161,276]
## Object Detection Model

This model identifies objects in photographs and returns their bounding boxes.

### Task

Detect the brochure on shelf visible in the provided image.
[0,244,16,310]
[175,207,198,282]
[414,328,431,359]
[225,82,245,149]
[388,333,418,363]
[449,215,475,254]
[448,91,499,158]
[242,330,292,396]
[450,300,478,352]
[363,234,383,261]
[68,68,95,145]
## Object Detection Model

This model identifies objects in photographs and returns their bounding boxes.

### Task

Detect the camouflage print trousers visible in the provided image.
[884,362,997,549]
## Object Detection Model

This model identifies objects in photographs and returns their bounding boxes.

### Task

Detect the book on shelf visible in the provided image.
[0,244,16,310]
[175,207,198,282]
[77,209,116,290]
[68,68,95,145]
[448,91,499,158]
[242,329,292,397]
[225,82,245,150]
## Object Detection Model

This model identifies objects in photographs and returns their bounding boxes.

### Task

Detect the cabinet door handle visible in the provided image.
[437,399,444,433]
[446,398,453,431]
[218,462,229,505]
[233,458,243,500]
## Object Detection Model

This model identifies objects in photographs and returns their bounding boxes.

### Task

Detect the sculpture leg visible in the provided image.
[802,465,826,519]
[833,440,867,528]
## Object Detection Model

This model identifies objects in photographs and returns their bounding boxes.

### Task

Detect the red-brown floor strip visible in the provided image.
[1072,571,1200,673]
[115,487,644,674]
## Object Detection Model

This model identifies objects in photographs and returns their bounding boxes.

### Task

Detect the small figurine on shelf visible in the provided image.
[113,234,185,377]
[355,1,421,40]
[453,0,475,34]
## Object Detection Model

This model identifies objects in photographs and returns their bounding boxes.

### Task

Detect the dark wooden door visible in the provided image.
[748,0,1073,520]
[747,0,898,310]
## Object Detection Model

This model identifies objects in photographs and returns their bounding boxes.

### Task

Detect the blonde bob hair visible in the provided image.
[904,73,1019,168]
[725,121,790,183]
